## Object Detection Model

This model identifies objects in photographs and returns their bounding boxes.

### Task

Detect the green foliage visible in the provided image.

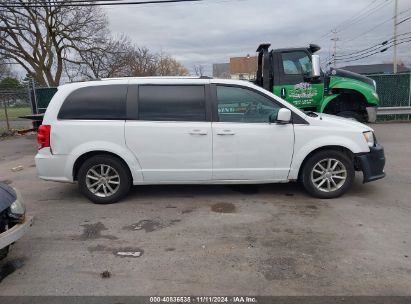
[0,77,23,90]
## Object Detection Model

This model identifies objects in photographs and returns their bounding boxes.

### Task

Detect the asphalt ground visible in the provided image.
[0,123,410,296]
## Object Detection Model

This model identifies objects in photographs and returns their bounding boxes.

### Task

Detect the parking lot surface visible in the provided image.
[0,123,410,295]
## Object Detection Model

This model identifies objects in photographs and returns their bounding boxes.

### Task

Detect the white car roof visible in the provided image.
[59,77,257,88]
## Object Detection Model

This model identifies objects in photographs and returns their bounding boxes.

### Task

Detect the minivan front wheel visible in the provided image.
[301,150,355,199]
[78,155,131,204]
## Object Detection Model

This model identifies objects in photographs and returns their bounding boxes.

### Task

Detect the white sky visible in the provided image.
[104,0,411,75]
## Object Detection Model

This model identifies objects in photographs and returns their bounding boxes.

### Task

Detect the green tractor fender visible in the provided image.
[319,77,379,113]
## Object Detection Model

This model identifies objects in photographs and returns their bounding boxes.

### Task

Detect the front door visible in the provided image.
[125,84,212,182]
[212,85,294,181]
[273,50,324,109]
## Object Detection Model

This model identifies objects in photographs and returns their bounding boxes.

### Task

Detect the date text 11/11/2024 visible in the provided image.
[149,296,257,303]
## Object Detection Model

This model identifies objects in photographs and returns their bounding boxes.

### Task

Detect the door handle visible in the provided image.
[216,129,235,135]
[281,88,286,98]
[189,129,208,135]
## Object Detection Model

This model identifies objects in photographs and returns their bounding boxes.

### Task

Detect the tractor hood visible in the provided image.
[330,68,375,88]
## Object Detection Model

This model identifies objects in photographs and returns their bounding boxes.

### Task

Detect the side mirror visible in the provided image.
[311,55,321,78]
[276,108,292,124]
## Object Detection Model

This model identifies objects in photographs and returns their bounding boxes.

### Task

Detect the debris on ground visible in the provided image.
[17,129,36,135]
[100,270,111,278]
[0,130,17,138]
[211,202,236,213]
[123,220,163,232]
[11,165,23,172]
[114,248,144,258]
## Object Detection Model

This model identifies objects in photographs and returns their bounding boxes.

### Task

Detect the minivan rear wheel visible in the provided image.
[301,150,355,199]
[77,155,131,204]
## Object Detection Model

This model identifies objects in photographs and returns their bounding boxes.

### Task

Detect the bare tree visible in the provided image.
[0,1,108,86]
[156,54,189,76]
[126,47,158,76]
[193,64,205,76]
[74,35,134,80]
[68,41,189,79]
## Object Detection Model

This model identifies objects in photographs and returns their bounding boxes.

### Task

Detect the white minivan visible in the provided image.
[35,77,385,204]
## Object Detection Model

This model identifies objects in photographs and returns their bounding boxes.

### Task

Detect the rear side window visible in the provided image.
[138,85,206,121]
[58,85,127,120]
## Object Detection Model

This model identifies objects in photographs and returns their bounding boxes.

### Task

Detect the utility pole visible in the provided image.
[393,0,398,74]
[331,29,339,69]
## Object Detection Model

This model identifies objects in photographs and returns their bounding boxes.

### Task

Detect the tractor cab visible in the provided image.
[255,43,322,111]
[254,43,379,122]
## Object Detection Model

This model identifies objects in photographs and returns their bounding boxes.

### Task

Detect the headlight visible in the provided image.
[8,197,26,222]
[363,131,375,147]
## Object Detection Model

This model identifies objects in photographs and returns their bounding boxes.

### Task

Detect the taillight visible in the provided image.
[37,125,51,150]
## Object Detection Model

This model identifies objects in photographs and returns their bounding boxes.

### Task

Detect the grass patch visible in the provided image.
[0,107,31,120]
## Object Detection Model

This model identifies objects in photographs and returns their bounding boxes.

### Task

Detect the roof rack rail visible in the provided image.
[199,76,212,79]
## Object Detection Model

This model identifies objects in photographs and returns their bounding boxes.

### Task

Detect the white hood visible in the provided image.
[306,113,374,132]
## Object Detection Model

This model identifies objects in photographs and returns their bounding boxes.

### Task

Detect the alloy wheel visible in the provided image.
[85,164,120,197]
[311,158,347,193]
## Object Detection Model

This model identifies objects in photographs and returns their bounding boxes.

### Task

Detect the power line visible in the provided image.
[321,34,409,68]
[334,0,381,31]
[0,0,203,8]
[336,31,411,59]
[344,15,394,43]
[396,15,411,25]
[335,0,392,33]
[334,38,411,63]
[312,0,392,44]
[342,7,411,44]
[335,36,411,60]
[323,33,411,66]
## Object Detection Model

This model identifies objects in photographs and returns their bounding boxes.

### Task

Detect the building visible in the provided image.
[212,63,230,78]
[340,64,411,75]
[229,56,257,80]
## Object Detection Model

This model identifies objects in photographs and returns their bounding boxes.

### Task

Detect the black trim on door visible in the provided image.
[272,51,281,86]
[126,84,138,120]
[210,84,218,122]
[204,84,213,122]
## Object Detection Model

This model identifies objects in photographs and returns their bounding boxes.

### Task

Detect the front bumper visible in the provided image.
[355,144,386,183]
[0,216,34,249]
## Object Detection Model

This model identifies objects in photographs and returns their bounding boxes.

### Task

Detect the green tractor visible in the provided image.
[255,43,379,122]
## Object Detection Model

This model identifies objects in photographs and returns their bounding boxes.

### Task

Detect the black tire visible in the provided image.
[337,111,365,122]
[301,150,355,199]
[77,155,131,204]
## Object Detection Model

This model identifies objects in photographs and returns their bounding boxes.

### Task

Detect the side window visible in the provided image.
[138,85,206,121]
[58,85,127,120]
[217,86,281,123]
[281,51,312,76]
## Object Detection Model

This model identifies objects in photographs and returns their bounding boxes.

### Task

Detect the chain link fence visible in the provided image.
[0,82,58,135]
[0,82,32,135]
[368,73,411,121]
